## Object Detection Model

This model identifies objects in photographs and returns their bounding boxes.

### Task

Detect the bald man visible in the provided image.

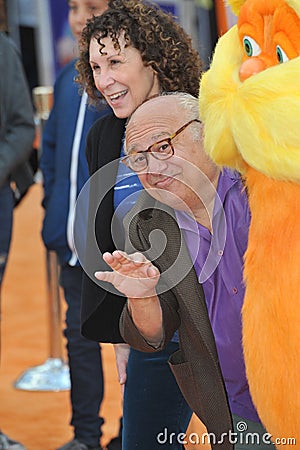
[95,93,271,450]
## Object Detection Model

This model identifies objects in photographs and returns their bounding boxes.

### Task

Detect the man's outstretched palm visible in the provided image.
[95,250,160,298]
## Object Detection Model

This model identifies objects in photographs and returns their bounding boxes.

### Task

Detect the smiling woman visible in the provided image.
[75,1,203,449]
[76,0,202,102]
[88,32,160,117]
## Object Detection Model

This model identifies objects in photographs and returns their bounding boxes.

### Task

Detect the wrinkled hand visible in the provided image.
[95,250,160,298]
[113,343,130,398]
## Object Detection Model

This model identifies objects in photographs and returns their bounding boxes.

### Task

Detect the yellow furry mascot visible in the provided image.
[199,0,300,447]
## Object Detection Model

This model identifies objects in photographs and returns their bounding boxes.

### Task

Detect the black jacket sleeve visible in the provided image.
[81,114,128,343]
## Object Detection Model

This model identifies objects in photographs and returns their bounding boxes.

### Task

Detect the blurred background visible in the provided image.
[0,1,237,449]
[1,0,237,89]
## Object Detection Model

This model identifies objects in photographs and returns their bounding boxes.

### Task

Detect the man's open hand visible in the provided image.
[95,250,160,298]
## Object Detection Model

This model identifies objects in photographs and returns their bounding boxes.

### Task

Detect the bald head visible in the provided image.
[123,92,219,222]
[125,93,200,154]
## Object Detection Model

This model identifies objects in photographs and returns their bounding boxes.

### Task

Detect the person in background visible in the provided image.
[96,93,271,450]
[40,1,121,449]
[6,0,40,183]
[75,1,202,448]
[0,30,35,450]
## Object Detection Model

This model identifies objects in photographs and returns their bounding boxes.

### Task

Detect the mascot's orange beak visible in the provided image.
[239,57,266,81]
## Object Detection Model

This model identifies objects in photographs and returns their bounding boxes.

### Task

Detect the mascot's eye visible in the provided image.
[276,45,289,63]
[243,36,261,57]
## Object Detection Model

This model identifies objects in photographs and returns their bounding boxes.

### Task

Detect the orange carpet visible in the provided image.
[0,182,209,450]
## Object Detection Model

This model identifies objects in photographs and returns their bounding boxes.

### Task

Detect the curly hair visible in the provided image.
[76,0,202,105]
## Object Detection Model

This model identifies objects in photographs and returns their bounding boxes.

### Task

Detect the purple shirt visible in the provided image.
[176,169,260,423]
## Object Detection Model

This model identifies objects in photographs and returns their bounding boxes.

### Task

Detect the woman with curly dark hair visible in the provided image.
[75,1,203,448]
[76,0,201,103]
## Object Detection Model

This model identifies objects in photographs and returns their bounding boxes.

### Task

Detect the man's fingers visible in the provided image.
[95,270,114,282]
[102,251,114,264]
[101,251,157,281]
[112,250,130,262]
[131,252,148,264]
[147,266,159,278]
[117,361,127,385]
[111,250,149,267]
[103,251,125,270]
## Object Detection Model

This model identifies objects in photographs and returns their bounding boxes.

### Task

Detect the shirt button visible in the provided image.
[232,287,238,294]
[218,250,223,256]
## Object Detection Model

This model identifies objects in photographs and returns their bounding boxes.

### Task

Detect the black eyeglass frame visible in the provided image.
[122,118,201,172]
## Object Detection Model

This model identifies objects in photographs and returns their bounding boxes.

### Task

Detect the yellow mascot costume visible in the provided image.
[199,0,300,447]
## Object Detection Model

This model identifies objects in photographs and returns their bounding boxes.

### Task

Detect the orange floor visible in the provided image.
[0,182,209,450]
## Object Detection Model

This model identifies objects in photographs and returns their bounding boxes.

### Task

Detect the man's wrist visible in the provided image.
[127,295,163,344]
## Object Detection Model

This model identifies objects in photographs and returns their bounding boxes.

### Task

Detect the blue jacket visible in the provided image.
[40,59,109,265]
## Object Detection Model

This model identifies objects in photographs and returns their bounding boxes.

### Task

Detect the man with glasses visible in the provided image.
[94,92,271,450]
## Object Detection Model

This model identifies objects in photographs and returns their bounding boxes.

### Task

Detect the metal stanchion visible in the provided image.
[14,87,70,392]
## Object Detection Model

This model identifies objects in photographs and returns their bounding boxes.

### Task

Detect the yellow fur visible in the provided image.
[280,0,300,16]
[199,1,300,446]
[199,27,300,182]
[226,0,300,16]
[226,0,246,15]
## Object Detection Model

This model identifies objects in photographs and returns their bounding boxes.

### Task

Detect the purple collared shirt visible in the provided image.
[176,168,260,423]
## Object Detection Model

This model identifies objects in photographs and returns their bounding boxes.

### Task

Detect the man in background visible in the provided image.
[0,25,35,450]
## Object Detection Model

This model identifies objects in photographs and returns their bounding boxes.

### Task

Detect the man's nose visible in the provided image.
[147,154,168,174]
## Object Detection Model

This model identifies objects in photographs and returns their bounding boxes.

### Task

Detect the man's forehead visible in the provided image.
[126,96,183,151]
[129,95,180,124]
[126,122,170,153]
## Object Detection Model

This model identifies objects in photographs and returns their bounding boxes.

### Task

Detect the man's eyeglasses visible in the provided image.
[122,119,201,173]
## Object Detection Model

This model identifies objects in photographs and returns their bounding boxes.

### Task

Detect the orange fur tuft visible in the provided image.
[242,168,300,445]
[200,0,300,446]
